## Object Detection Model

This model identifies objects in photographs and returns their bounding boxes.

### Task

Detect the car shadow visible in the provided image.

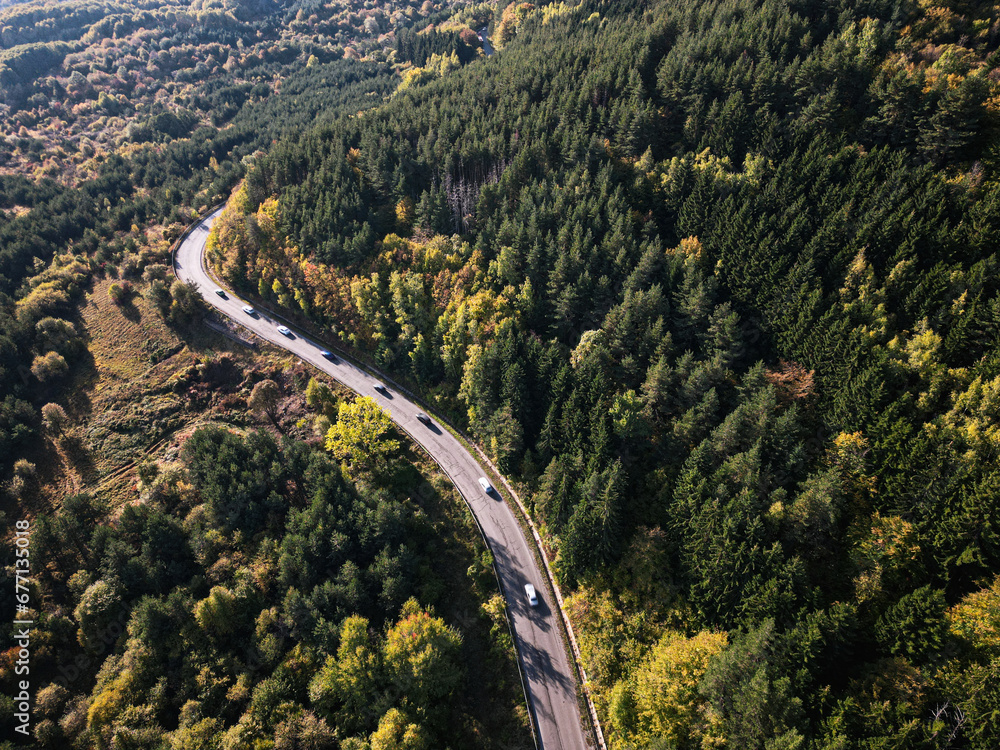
[512,589,552,634]
[491,544,552,635]
[531,595,554,625]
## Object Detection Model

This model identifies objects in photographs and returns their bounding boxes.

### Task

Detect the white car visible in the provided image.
[242,305,256,315]
[478,477,493,494]
[525,583,538,607]
[277,325,292,337]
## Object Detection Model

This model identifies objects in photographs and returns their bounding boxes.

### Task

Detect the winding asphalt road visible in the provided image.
[174,209,589,750]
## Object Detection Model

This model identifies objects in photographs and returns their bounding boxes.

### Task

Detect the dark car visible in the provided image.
[416,412,431,425]
[320,350,336,361]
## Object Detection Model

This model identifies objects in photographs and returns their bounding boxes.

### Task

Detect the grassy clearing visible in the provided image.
[24,276,258,510]
[14,273,530,746]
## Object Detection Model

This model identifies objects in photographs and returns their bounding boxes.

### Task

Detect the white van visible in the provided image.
[525,583,538,607]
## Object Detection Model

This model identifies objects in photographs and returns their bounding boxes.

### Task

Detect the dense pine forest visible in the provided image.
[204,0,1000,747]
[0,1,537,748]
[4,0,1000,747]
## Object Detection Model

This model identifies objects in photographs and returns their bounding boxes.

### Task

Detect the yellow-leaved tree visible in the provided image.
[932,575,1000,746]
[495,2,535,47]
[324,396,399,469]
[383,600,463,712]
[947,575,1000,654]
[193,586,237,636]
[370,707,429,750]
[613,629,728,747]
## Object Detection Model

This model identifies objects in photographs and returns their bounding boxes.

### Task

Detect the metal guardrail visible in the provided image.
[462,443,608,750]
[174,205,608,750]
[392,419,542,750]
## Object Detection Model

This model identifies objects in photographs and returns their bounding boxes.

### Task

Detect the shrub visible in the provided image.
[108,281,131,305]
[35,317,80,356]
[146,279,172,316]
[31,351,68,382]
[13,459,36,478]
[142,263,170,282]
[248,379,282,424]
[168,280,203,323]
[41,402,68,434]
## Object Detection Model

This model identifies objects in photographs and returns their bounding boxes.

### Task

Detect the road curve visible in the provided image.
[175,209,589,750]
[478,26,495,57]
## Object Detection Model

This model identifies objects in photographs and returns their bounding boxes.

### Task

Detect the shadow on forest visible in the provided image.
[60,434,98,485]
[65,357,95,418]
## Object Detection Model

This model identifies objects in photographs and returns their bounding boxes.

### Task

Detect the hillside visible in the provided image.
[0,0,493,184]
[0,242,532,748]
[0,0,499,489]
[205,0,1000,747]
[0,1,533,748]
[4,0,1000,747]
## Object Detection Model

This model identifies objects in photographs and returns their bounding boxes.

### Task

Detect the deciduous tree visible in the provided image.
[324,396,399,468]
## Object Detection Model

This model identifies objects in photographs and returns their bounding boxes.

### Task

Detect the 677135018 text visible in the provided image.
[13,518,32,737]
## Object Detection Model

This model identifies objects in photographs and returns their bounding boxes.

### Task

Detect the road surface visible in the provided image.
[174,209,589,750]
[478,26,495,57]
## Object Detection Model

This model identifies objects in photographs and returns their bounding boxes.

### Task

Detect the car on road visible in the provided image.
[525,583,538,607]
[373,383,389,395]
[277,325,293,337]
[242,305,256,315]
[416,412,431,425]
[215,289,227,298]
[320,350,336,361]
[479,477,494,494]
